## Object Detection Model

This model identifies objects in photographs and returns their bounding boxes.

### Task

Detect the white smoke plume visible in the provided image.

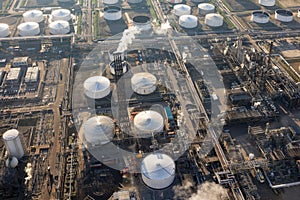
[173,181,229,200]
[117,26,140,52]
[155,20,172,35]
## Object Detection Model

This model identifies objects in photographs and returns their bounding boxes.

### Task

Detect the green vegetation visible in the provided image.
[93,11,100,39]
[20,0,27,7]
[1,0,10,13]
[146,0,159,26]
[79,0,83,6]
[92,0,97,7]
[215,7,236,29]
[77,13,82,35]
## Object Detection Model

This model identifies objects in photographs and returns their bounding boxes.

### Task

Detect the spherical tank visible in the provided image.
[259,0,275,7]
[17,22,40,36]
[275,9,293,22]
[132,16,152,31]
[84,116,114,146]
[51,9,72,21]
[174,4,191,17]
[104,6,122,21]
[141,153,175,189]
[167,0,183,4]
[23,10,44,23]
[0,23,10,38]
[127,0,143,3]
[179,15,198,29]
[2,129,25,159]
[84,76,111,99]
[205,13,224,27]
[131,72,157,95]
[198,3,215,15]
[251,11,270,23]
[134,110,164,134]
[5,157,18,168]
[49,20,70,34]
[104,0,118,4]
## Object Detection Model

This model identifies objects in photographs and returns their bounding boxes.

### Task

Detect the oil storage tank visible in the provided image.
[205,13,223,27]
[251,11,270,23]
[259,0,275,7]
[173,4,191,17]
[84,116,114,146]
[17,22,40,36]
[131,72,157,95]
[49,20,70,34]
[133,16,152,31]
[275,9,293,22]
[134,110,164,134]
[2,129,25,159]
[198,3,215,15]
[141,153,175,189]
[84,76,111,99]
[104,0,118,4]
[179,15,198,29]
[51,9,72,21]
[167,0,183,4]
[0,23,10,37]
[23,10,44,23]
[127,0,143,3]
[104,6,122,21]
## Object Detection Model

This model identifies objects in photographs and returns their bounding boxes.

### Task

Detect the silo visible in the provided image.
[49,20,70,35]
[104,0,118,4]
[127,0,143,3]
[84,116,114,146]
[51,9,72,21]
[23,10,44,23]
[104,6,122,21]
[275,9,293,22]
[174,4,191,17]
[0,23,10,38]
[205,13,224,27]
[134,110,164,134]
[179,15,198,29]
[259,0,275,7]
[5,157,18,168]
[198,3,215,15]
[131,72,157,95]
[17,22,40,36]
[2,129,25,159]
[251,11,270,23]
[141,153,175,189]
[84,76,111,99]
[167,0,183,4]
[133,16,152,31]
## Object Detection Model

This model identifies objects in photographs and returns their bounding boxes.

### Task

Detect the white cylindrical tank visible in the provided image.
[104,6,122,21]
[167,0,182,3]
[131,72,157,95]
[174,4,191,17]
[198,3,215,15]
[84,76,111,99]
[205,13,224,27]
[5,157,18,168]
[133,16,152,31]
[17,22,40,36]
[251,11,270,23]
[104,0,118,4]
[3,129,25,159]
[127,0,143,3]
[0,23,10,38]
[275,9,293,22]
[134,110,164,133]
[179,15,198,29]
[259,0,275,7]
[23,10,44,23]
[51,9,72,21]
[49,20,70,35]
[141,153,175,189]
[84,116,114,146]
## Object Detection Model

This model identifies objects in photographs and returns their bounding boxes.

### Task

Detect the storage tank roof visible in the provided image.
[18,22,39,31]
[141,153,175,180]
[174,4,191,11]
[3,129,19,141]
[49,20,69,29]
[198,3,215,10]
[84,76,111,98]
[131,72,156,89]
[23,10,43,21]
[6,157,18,168]
[84,116,114,145]
[51,9,71,21]
[0,23,9,29]
[134,111,163,132]
[206,13,223,20]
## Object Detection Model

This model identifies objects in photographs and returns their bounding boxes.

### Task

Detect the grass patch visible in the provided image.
[146,0,159,25]
[77,13,82,35]
[93,10,99,39]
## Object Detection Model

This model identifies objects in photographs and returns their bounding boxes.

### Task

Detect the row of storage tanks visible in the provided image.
[251,8,300,23]
[0,9,72,37]
[83,69,175,189]
[173,3,224,29]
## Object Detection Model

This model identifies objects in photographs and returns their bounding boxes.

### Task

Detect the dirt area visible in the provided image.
[277,0,300,8]
[290,62,300,74]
